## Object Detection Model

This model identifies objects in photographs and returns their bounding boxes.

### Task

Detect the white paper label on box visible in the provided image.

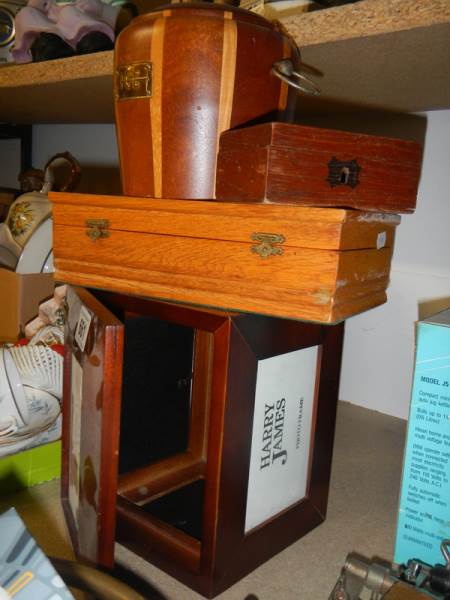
[74,304,92,353]
[377,231,387,249]
[68,355,83,528]
[245,345,319,533]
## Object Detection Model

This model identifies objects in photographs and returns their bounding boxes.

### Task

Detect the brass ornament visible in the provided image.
[115,62,152,100]
[251,232,285,258]
[86,219,110,242]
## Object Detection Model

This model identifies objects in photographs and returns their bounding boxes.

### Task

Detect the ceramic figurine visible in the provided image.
[12,0,131,63]
[7,166,54,248]
[25,284,67,339]
[0,151,80,273]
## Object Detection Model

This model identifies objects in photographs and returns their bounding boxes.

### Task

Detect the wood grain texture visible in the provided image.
[116,495,202,574]
[150,15,165,198]
[114,3,295,199]
[1,1,449,123]
[118,452,206,504]
[207,319,344,596]
[113,17,156,197]
[61,286,124,569]
[212,16,237,197]
[216,122,422,212]
[280,0,450,47]
[51,192,398,323]
[81,297,343,597]
[54,261,388,323]
[51,192,400,250]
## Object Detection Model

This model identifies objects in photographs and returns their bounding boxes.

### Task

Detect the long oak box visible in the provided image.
[215,122,422,213]
[50,192,400,324]
[61,286,344,597]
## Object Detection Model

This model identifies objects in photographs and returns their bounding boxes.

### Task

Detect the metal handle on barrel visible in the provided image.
[272,59,321,96]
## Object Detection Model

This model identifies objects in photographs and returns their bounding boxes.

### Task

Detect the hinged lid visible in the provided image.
[215,122,422,213]
[218,122,422,163]
[50,192,400,251]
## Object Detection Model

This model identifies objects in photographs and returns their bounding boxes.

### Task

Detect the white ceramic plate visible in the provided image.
[3,347,29,428]
[15,218,54,275]
[0,388,60,446]
[0,348,27,433]
[0,414,61,458]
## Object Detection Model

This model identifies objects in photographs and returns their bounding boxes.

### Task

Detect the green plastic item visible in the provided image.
[0,441,61,494]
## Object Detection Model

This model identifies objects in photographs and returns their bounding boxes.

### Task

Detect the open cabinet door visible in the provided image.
[61,286,124,568]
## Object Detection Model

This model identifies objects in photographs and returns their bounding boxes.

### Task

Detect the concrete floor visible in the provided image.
[0,401,407,599]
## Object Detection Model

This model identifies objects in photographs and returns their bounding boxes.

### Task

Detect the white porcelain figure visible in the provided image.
[0,152,80,273]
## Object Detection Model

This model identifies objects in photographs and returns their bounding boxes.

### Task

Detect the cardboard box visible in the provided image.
[0,440,61,495]
[0,268,54,342]
[394,308,450,566]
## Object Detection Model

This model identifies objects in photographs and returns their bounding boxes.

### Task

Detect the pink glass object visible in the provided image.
[12,0,119,63]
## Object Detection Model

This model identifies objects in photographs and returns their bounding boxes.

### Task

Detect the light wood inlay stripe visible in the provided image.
[213,14,237,198]
[114,91,127,186]
[278,40,291,111]
[150,16,167,198]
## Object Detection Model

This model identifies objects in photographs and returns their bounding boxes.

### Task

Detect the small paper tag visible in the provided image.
[74,305,92,353]
[377,231,387,249]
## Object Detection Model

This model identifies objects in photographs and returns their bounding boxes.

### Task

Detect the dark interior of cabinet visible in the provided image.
[92,292,207,541]
[140,479,205,540]
[119,315,193,474]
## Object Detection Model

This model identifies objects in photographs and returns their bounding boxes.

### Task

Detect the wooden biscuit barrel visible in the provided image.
[114,2,308,199]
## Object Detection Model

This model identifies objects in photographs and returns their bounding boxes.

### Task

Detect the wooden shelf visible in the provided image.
[287,0,450,115]
[0,51,114,124]
[1,0,449,123]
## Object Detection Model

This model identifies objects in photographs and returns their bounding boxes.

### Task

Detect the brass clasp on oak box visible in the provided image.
[86,219,110,242]
[251,232,285,258]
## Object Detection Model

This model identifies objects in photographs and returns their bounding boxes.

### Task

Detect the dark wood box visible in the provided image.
[61,286,344,598]
[215,122,422,213]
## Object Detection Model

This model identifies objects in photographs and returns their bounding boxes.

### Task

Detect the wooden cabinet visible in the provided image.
[61,285,344,597]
